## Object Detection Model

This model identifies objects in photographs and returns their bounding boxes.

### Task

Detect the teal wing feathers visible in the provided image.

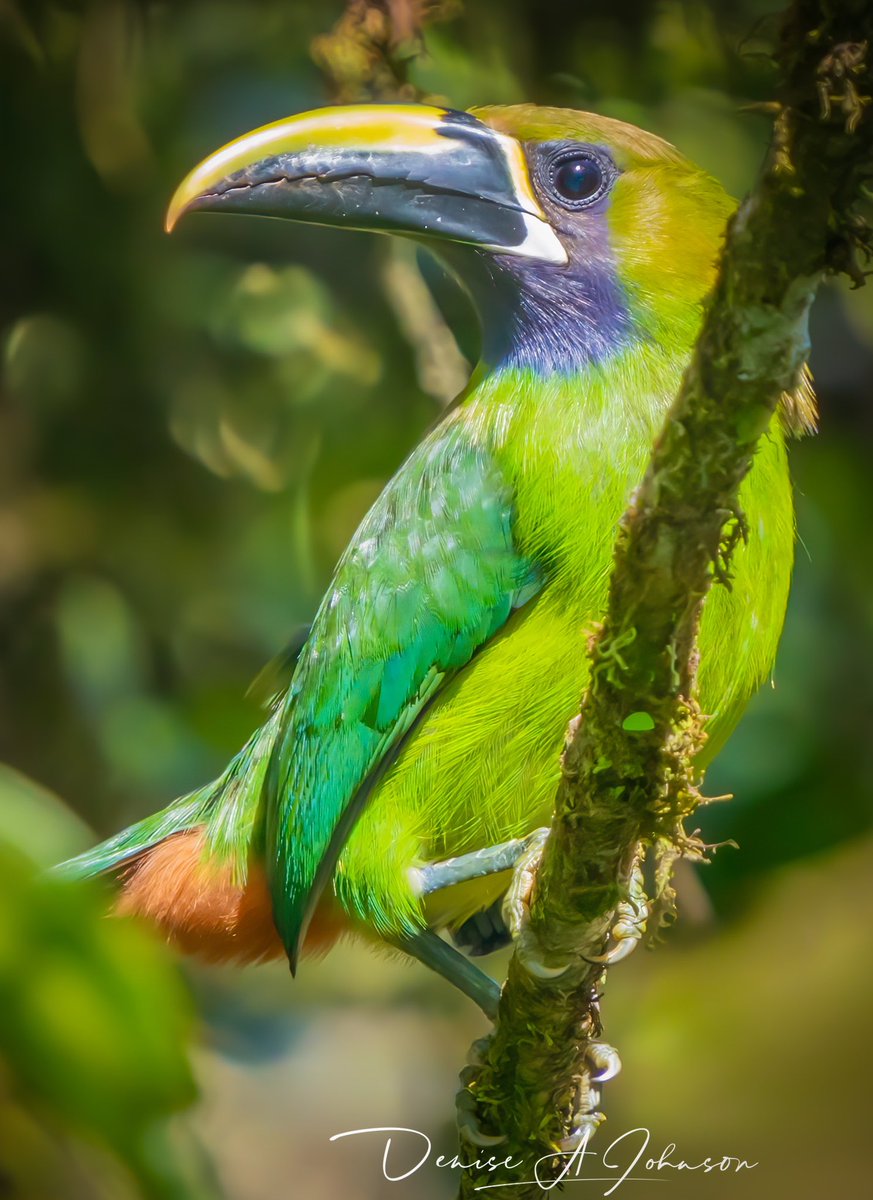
[265,415,540,962]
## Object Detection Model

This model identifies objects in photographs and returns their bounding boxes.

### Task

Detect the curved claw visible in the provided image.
[605,935,642,965]
[586,1041,622,1083]
[584,862,650,965]
[456,1089,508,1147]
[458,1115,509,1147]
[583,934,640,966]
[516,945,574,980]
[559,1113,605,1153]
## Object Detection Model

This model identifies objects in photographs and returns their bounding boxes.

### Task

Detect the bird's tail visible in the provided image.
[56,710,344,964]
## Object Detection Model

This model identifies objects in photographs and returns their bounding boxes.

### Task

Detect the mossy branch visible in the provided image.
[457,2,873,1194]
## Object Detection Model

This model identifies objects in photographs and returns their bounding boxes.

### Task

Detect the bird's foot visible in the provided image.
[456,1038,508,1147]
[502,826,551,934]
[555,1038,623,1152]
[501,827,578,980]
[455,1034,622,1152]
[551,1036,618,1147]
[503,837,650,978]
[456,1085,508,1147]
[582,858,649,966]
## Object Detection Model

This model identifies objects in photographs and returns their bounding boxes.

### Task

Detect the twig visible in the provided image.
[311,1,470,404]
[312,0,457,102]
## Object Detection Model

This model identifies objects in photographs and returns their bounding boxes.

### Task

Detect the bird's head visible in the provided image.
[167,103,734,370]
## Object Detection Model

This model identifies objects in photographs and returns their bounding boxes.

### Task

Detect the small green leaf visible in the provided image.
[622,711,656,732]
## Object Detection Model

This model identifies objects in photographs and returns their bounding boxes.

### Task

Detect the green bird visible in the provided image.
[61,103,814,1015]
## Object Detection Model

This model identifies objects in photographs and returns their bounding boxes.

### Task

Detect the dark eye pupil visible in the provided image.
[553,157,603,203]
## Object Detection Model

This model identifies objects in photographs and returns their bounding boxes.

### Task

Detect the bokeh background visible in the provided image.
[1,1,871,1197]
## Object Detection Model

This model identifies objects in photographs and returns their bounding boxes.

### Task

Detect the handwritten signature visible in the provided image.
[329,1125,758,1194]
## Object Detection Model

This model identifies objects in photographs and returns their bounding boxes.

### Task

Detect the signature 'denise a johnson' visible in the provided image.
[329,1124,758,1194]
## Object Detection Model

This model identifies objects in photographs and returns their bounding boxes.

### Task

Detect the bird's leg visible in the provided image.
[410,831,553,959]
[409,835,534,896]
[388,928,501,1019]
[392,832,557,1015]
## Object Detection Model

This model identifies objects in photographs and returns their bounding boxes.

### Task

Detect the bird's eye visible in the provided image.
[547,150,611,209]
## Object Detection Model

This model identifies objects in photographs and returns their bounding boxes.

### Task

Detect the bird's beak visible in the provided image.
[165,104,567,265]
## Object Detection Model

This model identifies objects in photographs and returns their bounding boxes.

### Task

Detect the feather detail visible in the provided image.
[781,364,818,437]
[266,416,540,957]
[116,828,345,964]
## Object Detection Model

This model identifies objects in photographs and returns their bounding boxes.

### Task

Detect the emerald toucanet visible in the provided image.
[61,104,814,1015]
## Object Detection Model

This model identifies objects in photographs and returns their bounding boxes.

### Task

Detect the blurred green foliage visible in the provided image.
[1,1,871,1197]
[0,843,197,1197]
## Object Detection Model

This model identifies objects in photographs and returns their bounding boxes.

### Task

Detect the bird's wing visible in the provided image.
[265,415,540,963]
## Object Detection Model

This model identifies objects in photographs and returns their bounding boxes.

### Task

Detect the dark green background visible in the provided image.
[1,2,871,1197]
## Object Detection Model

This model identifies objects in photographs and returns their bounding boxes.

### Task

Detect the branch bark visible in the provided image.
[457,2,873,1194]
